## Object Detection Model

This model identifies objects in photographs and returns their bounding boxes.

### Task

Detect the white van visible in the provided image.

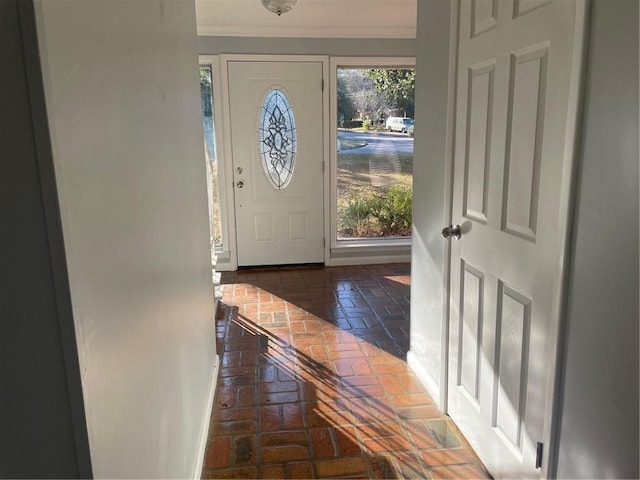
[385,117,414,133]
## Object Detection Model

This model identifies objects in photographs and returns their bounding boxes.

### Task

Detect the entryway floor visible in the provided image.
[202,263,489,479]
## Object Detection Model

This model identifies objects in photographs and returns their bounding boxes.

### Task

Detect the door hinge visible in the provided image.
[321,79,324,91]
[535,442,544,469]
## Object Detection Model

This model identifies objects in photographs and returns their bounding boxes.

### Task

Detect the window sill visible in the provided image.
[212,248,234,271]
[332,237,411,250]
[329,238,411,266]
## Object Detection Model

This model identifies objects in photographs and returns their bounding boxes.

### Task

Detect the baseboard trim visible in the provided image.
[407,350,443,410]
[193,354,219,480]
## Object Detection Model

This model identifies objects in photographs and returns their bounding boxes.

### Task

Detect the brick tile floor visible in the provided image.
[202,264,489,479]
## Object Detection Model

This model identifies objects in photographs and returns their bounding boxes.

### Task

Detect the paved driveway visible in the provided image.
[338,130,414,156]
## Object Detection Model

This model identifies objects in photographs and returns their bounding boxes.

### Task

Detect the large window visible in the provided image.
[335,65,415,241]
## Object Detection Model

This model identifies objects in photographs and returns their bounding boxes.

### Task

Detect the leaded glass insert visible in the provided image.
[258,89,297,189]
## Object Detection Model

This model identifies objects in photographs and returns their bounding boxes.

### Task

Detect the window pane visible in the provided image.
[336,68,415,240]
[258,89,297,189]
[200,65,223,248]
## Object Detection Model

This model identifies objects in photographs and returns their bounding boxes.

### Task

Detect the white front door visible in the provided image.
[447,1,584,478]
[228,61,324,267]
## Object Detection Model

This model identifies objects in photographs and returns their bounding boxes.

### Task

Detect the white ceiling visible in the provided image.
[195,0,417,38]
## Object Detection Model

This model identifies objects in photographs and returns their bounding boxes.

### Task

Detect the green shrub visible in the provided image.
[362,116,373,131]
[339,195,377,237]
[339,185,412,238]
[371,185,412,236]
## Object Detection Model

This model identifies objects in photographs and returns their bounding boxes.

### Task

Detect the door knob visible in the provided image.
[236,180,244,188]
[442,224,461,240]
[236,167,243,174]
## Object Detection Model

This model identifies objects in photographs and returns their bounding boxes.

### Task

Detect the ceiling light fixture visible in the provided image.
[261,0,297,16]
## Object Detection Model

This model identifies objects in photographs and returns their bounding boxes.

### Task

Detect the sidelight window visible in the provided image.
[200,64,223,249]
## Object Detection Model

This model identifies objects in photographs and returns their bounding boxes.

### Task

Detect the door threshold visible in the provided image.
[237,262,324,272]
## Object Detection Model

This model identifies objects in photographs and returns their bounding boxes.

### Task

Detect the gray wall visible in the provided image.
[408,0,452,405]
[35,0,217,477]
[556,0,639,477]
[198,35,415,56]
[0,0,90,476]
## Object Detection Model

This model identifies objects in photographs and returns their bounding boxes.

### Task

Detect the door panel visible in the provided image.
[228,61,324,266]
[458,261,484,405]
[495,281,531,452]
[463,60,494,224]
[471,0,498,37]
[502,45,548,240]
[448,0,582,477]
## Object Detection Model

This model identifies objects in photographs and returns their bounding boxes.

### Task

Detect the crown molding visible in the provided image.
[197,24,416,39]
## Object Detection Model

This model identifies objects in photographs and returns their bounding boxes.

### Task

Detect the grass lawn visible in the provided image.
[337,152,413,200]
[337,152,413,238]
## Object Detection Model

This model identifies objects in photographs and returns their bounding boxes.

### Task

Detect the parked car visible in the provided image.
[385,117,414,133]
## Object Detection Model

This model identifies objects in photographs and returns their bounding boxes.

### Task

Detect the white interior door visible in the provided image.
[228,61,324,267]
[447,1,583,478]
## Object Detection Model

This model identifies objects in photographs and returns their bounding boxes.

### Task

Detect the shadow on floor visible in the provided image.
[202,264,488,479]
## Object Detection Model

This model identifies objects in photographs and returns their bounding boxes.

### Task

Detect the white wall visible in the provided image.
[555,0,639,477]
[35,1,217,477]
[408,0,452,406]
[198,36,415,56]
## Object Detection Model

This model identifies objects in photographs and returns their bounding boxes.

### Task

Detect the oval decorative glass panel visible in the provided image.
[258,88,297,189]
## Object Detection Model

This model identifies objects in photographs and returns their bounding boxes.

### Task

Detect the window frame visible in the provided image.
[329,57,417,250]
[199,55,232,266]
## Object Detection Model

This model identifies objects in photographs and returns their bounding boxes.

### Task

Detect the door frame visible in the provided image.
[217,55,330,270]
[440,1,590,477]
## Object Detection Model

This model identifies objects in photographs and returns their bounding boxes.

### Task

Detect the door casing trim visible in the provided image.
[218,55,330,270]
